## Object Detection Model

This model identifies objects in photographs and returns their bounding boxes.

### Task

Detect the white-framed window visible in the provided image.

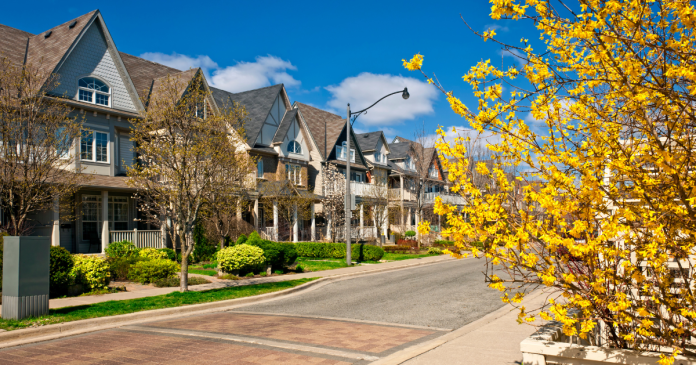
[286,163,302,185]
[81,130,109,163]
[429,165,438,178]
[337,141,355,162]
[405,156,415,171]
[257,160,264,178]
[374,152,382,164]
[287,140,302,154]
[78,77,110,107]
[109,196,129,230]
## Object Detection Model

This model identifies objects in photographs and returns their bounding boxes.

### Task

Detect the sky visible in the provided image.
[2,0,543,143]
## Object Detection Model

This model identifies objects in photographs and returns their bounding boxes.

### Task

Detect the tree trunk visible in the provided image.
[180,252,189,292]
[220,238,225,250]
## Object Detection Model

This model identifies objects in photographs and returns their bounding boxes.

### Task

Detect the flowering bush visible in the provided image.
[139,247,168,260]
[216,244,265,273]
[71,255,111,290]
[106,240,140,259]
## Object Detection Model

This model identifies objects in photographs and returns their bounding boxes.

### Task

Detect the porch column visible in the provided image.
[160,217,167,248]
[310,204,316,242]
[399,175,404,201]
[293,203,298,243]
[408,208,412,229]
[273,200,278,241]
[327,212,332,241]
[236,199,242,220]
[383,206,389,237]
[415,210,420,240]
[101,191,109,254]
[51,196,60,247]
[372,207,377,238]
[253,199,259,231]
[359,205,364,237]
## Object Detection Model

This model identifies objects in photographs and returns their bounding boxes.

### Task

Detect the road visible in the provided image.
[0,258,513,364]
[237,258,505,330]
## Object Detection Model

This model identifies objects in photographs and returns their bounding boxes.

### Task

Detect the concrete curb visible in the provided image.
[370,289,547,365]
[0,255,456,349]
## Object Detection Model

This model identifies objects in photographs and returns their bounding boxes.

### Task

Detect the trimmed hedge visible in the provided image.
[129,259,180,284]
[246,232,298,270]
[294,242,384,261]
[217,244,265,273]
[106,240,140,259]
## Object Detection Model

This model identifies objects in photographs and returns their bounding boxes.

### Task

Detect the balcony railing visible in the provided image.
[110,229,163,248]
[424,192,466,205]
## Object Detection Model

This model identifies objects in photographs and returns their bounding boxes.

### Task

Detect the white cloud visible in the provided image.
[139,53,300,93]
[325,73,438,126]
[498,49,527,67]
[484,23,509,32]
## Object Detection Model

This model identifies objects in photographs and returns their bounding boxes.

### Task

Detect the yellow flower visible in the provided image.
[402,54,423,71]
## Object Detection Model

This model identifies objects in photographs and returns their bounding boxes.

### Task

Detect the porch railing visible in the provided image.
[424,192,466,205]
[110,229,163,248]
[259,227,276,241]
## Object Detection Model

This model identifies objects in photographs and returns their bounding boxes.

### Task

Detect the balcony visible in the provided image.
[349,181,372,196]
[424,192,466,205]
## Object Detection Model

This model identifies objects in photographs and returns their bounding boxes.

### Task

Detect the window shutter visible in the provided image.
[120,136,134,167]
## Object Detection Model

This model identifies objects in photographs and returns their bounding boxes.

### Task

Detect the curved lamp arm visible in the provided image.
[350,87,409,125]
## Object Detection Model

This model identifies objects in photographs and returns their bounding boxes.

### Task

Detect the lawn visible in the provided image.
[188,268,218,276]
[0,278,317,331]
[382,253,439,261]
[296,257,350,272]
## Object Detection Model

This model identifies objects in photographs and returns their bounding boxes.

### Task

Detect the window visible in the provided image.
[350,171,365,183]
[286,164,302,185]
[405,156,415,171]
[257,160,264,178]
[81,130,109,163]
[82,195,101,243]
[287,141,302,154]
[337,142,355,162]
[78,77,110,107]
[374,152,382,164]
[109,197,129,230]
[429,165,439,178]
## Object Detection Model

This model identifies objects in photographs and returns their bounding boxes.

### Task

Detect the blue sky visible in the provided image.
[3,1,542,143]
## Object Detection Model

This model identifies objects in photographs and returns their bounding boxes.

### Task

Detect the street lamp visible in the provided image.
[344,87,409,265]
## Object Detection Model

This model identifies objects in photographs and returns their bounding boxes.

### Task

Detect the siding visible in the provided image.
[52,21,137,112]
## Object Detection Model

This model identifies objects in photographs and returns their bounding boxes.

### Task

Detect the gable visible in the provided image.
[280,117,309,160]
[51,20,138,112]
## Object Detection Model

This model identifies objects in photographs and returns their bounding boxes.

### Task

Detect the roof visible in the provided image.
[387,141,413,159]
[355,131,382,152]
[0,24,33,66]
[273,108,298,144]
[79,174,135,191]
[295,102,345,160]
[211,84,283,146]
[150,68,199,101]
[327,159,369,171]
[392,136,414,144]
[120,52,182,101]
[249,146,278,155]
[26,11,99,88]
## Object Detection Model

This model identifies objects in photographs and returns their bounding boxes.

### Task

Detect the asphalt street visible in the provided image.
[237,258,507,330]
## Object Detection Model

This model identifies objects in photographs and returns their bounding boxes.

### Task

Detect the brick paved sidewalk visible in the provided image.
[0,255,453,311]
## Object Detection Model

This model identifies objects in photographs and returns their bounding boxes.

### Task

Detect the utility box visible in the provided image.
[2,236,50,320]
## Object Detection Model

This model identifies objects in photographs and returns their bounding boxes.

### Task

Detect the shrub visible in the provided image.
[154,276,209,287]
[139,247,168,260]
[427,247,443,255]
[246,235,298,270]
[106,240,140,259]
[295,264,304,273]
[404,230,416,237]
[294,242,346,259]
[72,255,111,291]
[49,247,75,297]
[235,234,248,245]
[245,272,254,277]
[220,274,239,280]
[191,224,218,263]
[351,244,384,261]
[384,245,418,254]
[433,240,455,247]
[158,248,177,262]
[129,259,180,284]
[274,270,283,275]
[216,244,265,273]
[107,256,141,281]
[259,272,267,277]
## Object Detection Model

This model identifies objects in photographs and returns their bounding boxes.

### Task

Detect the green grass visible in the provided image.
[381,253,440,261]
[0,278,317,331]
[296,257,350,271]
[188,268,218,276]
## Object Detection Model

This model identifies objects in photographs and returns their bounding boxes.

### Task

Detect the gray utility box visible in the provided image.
[2,236,50,320]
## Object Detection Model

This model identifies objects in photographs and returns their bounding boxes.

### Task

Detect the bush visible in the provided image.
[294,242,346,259]
[351,244,384,261]
[404,230,416,237]
[433,240,455,247]
[191,224,218,263]
[107,256,141,281]
[158,248,177,262]
[384,245,418,254]
[245,272,254,277]
[295,264,304,273]
[153,276,209,288]
[139,248,168,260]
[246,234,297,270]
[274,270,283,275]
[236,234,248,245]
[49,247,75,297]
[129,259,180,284]
[72,255,111,291]
[216,244,265,273]
[427,247,443,255]
[106,240,140,259]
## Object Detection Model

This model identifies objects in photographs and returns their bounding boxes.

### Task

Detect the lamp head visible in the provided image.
[402,87,410,100]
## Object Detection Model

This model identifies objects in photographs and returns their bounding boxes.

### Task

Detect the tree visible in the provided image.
[358,173,398,244]
[406,0,696,361]
[410,123,438,246]
[258,173,315,242]
[128,71,249,291]
[0,58,88,235]
[321,163,346,242]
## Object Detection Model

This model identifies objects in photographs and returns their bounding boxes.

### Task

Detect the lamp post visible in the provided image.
[345,87,409,265]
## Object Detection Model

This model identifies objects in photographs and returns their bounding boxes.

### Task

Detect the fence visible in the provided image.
[110,229,163,248]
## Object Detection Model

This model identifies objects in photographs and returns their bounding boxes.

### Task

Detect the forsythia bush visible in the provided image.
[106,240,140,259]
[405,0,696,361]
[139,247,168,260]
[72,255,111,290]
[216,244,265,273]
[128,259,180,284]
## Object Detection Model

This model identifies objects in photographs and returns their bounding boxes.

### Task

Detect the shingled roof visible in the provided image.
[211,84,283,146]
[387,141,413,159]
[0,24,33,66]
[295,102,345,160]
[120,52,182,101]
[355,131,382,152]
[273,108,298,144]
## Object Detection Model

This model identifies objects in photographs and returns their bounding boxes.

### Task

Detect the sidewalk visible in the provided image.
[390,289,548,365]
[0,255,454,310]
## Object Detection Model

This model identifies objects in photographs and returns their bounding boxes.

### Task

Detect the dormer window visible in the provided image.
[429,165,439,178]
[287,140,302,154]
[78,77,110,107]
[337,141,355,162]
[405,156,415,171]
